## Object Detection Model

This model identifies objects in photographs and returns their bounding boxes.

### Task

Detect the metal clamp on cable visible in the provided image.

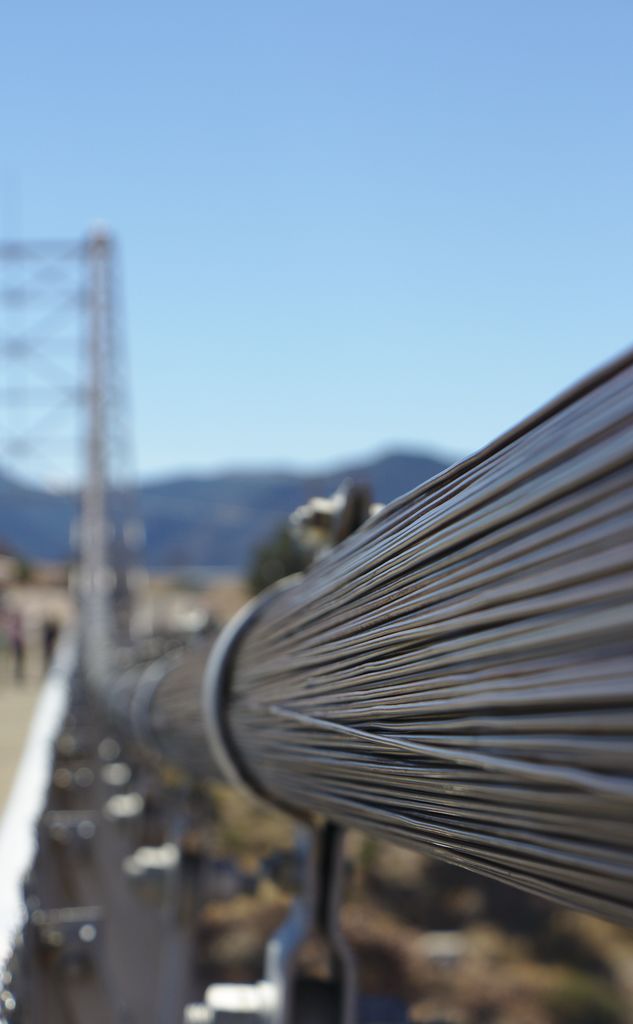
[202,573,303,801]
[204,480,379,801]
[195,486,378,1024]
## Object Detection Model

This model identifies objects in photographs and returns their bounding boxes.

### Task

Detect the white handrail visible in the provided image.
[0,632,77,970]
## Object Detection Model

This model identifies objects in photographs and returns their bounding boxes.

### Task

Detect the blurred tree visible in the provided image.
[545,973,623,1024]
[15,557,33,583]
[248,524,310,594]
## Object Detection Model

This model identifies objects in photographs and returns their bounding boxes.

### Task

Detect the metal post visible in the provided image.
[78,229,113,689]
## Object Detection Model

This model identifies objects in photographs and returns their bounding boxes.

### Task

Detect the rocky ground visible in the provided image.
[197,785,633,1024]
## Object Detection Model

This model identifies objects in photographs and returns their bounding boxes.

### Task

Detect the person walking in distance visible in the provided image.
[9,611,25,683]
[42,618,59,671]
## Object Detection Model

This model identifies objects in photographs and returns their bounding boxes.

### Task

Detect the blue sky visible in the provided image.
[1,1,632,478]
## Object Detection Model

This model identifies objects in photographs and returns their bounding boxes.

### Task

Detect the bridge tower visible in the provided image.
[0,230,141,680]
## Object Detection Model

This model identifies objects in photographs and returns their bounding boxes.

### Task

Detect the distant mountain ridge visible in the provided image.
[0,450,449,571]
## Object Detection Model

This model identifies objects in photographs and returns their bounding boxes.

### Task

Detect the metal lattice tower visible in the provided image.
[0,230,141,678]
[0,238,86,487]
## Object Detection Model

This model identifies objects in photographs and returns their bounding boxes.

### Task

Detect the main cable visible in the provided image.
[218,349,633,925]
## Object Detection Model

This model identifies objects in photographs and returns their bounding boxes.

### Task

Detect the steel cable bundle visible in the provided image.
[138,642,216,778]
[104,640,216,780]
[223,350,633,925]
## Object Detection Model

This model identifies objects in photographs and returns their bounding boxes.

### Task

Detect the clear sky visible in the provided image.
[1,1,632,479]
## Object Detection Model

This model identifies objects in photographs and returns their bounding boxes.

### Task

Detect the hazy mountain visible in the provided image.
[0,474,77,562]
[0,450,449,571]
